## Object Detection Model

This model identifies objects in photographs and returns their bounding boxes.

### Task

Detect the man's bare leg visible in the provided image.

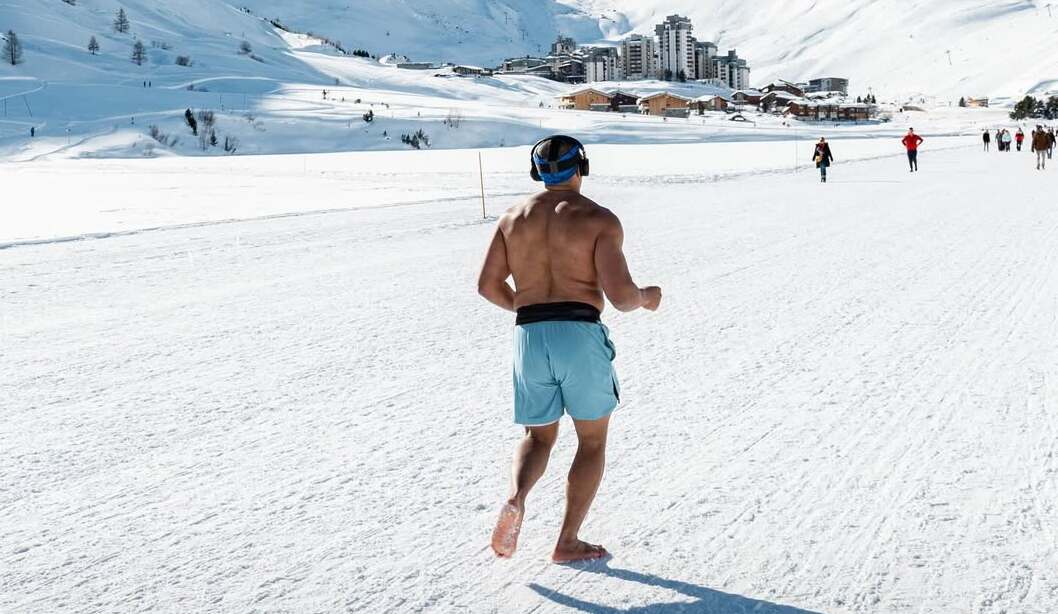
[491,423,559,557]
[553,416,610,563]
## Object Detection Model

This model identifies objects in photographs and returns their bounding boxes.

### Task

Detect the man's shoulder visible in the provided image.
[571,196,619,226]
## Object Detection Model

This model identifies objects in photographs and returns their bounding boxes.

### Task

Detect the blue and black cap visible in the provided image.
[530,135,590,185]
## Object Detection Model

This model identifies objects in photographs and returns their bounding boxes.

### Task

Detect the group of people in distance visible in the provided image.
[811,128,924,183]
[984,126,1056,170]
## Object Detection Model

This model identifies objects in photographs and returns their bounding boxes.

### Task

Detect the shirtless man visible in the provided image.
[477,135,662,563]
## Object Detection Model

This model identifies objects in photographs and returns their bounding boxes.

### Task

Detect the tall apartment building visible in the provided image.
[583,46,622,83]
[619,34,657,81]
[693,41,718,80]
[551,36,576,56]
[655,14,696,81]
[713,49,751,90]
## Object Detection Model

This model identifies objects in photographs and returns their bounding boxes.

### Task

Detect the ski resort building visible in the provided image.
[450,65,491,77]
[806,77,850,95]
[499,56,554,80]
[655,15,696,81]
[733,89,763,106]
[692,94,731,113]
[551,36,577,57]
[609,91,640,113]
[712,50,751,90]
[638,92,692,116]
[761,81,806,97]
[582,47,622,83]
[559,88,613,111]
[620,34,657,81]
[787,101,873,121]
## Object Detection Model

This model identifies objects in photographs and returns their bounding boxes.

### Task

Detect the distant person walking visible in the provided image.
[1048,127,1055,160]
[982,130,991,152]
[813,137,834,183]
[1015,129,1025,152]
[902,128,924,172]
[1032,125,1049,170]
[995,129,1004,152]
[1002,130,1013,152]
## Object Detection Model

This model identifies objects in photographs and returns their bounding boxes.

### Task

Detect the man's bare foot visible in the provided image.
[490,501,524,558]
[551,540,609,564]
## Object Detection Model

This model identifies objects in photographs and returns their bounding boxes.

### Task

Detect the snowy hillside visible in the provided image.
[234,0,627,66]
[227,0,1058,99]
[0,0,1049,160]
[592,0,1058,99]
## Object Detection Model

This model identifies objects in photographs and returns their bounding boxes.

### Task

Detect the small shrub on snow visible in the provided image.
[148,125,178,148]
[401,129,430,150]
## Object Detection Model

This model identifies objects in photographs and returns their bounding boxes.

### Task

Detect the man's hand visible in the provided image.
[641,286,663,312]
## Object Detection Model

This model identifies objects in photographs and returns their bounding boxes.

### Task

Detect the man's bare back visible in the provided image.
[479,187,660,314]
[500,190,610,311]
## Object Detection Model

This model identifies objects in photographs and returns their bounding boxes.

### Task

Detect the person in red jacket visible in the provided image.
[1015,129,1025,152]
[902,128,924,172]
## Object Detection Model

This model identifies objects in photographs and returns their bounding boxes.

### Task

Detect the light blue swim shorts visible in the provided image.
[512,321,620,426]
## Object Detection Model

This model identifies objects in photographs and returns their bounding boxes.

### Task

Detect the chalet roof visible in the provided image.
[638,91,692,102]
[561,87,613,98]
[694,94,732,102]
[762,90,801,100]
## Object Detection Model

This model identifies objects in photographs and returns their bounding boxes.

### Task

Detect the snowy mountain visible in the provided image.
[594,0,1058,99]
[234,0,627,66]
[9,0,1056,100]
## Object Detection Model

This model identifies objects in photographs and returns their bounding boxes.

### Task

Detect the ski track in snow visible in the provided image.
[3,145,1058,613]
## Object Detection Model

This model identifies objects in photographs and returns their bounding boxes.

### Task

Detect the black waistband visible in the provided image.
[516,302,601,326]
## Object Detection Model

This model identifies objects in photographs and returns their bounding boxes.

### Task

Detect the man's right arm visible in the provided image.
[594,214,661,312]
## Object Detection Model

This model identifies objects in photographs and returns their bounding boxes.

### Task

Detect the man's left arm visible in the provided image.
[477,225,516,312]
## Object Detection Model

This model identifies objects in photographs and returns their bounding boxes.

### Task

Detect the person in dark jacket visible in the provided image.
[1032,125,1049,170]
[813,137,834,183]
[982,130,990,152]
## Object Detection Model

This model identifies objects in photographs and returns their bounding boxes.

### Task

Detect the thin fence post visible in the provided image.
[478,151,486,219]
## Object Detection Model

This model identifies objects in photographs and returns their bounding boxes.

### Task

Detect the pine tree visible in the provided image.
[3,30,23,66]
[114,8,130,34]
[1010,95,1037,120]
[239,40,252,55]
[185,109,198,135]
[131,40,146,65]
[88,36,100,55]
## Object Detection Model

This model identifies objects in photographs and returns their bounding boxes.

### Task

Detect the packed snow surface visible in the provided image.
[4,139,1058,613]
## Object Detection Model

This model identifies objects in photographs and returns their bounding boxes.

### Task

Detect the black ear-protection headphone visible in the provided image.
[529,135,590,182]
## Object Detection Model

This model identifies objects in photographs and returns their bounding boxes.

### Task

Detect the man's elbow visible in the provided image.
[610,289,643,312]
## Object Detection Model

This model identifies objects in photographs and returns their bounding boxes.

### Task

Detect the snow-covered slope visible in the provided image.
[0,0,1051,160]
[235,0,626,66]
[592,0,1058,99]
[226,0,1058,99]
[0,0,325,84]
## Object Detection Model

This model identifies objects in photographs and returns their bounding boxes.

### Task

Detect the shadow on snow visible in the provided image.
[528,560,824,614]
